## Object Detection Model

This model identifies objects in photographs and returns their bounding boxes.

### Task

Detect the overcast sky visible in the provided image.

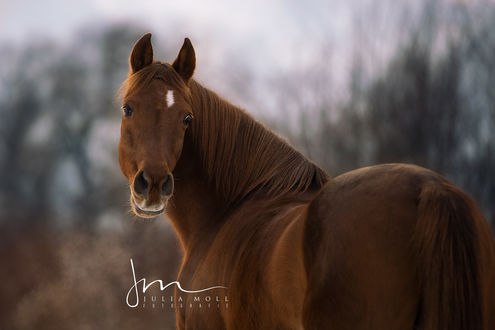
[0,0,354,67]
[1,0,480,85]
[0,0,429,118]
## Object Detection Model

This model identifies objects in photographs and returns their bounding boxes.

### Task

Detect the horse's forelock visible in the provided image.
[119,62,190,102]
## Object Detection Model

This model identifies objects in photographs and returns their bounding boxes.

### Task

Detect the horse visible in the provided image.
[117,33,495,330]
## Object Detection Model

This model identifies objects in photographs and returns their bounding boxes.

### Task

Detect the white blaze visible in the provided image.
[166,90,175,108]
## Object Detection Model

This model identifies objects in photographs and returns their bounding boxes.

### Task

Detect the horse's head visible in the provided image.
[118,34,195,218]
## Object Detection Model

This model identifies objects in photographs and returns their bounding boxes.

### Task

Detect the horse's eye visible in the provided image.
[183,113,193,126]
[122,104,133,117]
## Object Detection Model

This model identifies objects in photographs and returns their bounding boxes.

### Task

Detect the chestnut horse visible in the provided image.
[118,33,495,330]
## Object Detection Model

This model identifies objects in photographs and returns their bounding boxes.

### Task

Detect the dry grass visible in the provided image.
[0,219,181,329]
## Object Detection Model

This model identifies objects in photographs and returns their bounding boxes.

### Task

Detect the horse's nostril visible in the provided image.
[134,171,149,196]
[161,173,174,197]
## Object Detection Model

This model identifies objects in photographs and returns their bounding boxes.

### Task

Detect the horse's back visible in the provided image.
[302,163,495,329]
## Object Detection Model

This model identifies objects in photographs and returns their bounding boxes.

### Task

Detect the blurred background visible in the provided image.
[1,0,494,328]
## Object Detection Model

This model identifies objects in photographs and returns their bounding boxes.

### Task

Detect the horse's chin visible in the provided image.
[130,197,166,219]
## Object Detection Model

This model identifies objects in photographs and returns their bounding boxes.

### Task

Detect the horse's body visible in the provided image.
[118,34,495,329]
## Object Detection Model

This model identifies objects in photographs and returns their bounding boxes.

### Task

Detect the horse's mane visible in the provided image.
[121,63,329,206]
[187,80,329,205]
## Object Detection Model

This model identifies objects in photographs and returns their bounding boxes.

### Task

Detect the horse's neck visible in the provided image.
[167,141,220,252]
[168,80,327,252]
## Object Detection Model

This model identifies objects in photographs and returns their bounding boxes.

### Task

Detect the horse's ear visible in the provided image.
[129,33,153,74]
[172,38,195,82]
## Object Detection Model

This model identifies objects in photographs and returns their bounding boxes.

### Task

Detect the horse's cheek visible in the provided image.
[118,143,136,180]
[169,135,186,170]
